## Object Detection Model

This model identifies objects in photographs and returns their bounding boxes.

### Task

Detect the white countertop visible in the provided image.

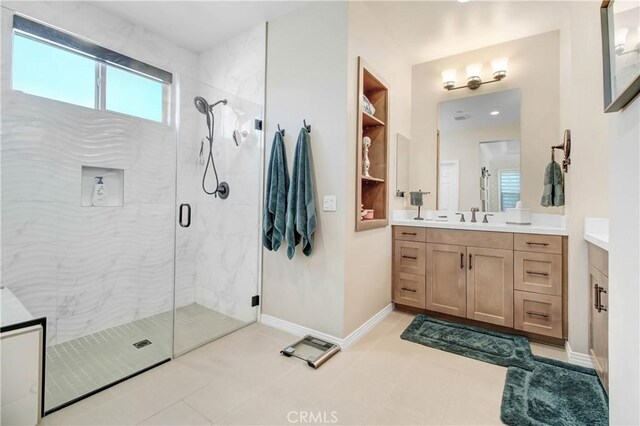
[391,210,569,236]
[1,286,35,329]
[584,218,609,251]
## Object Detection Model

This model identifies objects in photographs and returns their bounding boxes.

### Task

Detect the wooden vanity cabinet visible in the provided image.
[466,247,514,327]
[588,244,609,393]
[426,244,467,317]
[392,225,567,341]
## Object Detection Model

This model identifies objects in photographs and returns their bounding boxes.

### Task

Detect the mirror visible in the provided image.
[396,134,410,197]
[437,89,521,212]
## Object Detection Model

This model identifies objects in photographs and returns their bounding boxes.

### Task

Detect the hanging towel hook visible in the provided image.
[303,119,311,133]
[277,124,285,137]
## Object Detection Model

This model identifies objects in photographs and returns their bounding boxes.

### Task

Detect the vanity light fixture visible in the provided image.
[442,57,508,91]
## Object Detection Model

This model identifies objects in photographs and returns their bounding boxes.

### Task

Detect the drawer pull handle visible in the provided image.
[596,285,608,313]
[401,232,417,236]
[527,311,549,318]
[401,287,417,293]
[401,255,417,260]
[526,271,550,277]
[526,241,550,246]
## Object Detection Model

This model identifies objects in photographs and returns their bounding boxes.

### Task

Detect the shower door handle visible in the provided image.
[179,203,191,228]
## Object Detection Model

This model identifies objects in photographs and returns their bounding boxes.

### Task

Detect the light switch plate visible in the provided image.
[323,195,337,212]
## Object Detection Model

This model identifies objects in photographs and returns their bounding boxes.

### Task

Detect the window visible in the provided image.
[11,15,172,124]
[499,169,521,210]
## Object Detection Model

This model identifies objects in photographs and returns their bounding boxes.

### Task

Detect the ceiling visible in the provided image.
[94,1,306,53]
[438,88,520,132]
[364,1,572,65]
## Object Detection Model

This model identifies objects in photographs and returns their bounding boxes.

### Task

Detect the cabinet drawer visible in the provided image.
[514,291,562,338]
[393,272,426,309]
[427,228,513,250]
[394,241,426,275]
[514,252,562,296]
[393,226,427,242]
[514,234,562,254]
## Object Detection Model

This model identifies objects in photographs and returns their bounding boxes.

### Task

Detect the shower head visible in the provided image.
[194,96,209,115]
[193,96,228,115]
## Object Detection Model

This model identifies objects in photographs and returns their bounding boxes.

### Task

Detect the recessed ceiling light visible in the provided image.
[457,0,471,3]
[490,111,500,116]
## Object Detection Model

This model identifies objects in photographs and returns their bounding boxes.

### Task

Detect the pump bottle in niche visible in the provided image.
[91,176,107,206]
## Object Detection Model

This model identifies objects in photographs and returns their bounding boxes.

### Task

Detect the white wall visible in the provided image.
[262,2,349,337]
[411,31,562,215]
[608,95,639,426]
[560,1,610,356]
[344,1,413,335]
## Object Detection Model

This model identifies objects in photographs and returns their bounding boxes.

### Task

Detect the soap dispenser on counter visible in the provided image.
[91,176,107,206]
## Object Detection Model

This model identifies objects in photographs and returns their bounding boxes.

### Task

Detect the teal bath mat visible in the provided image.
[501,356,609,426]
[401,315,609,426]
[401,314,535,370]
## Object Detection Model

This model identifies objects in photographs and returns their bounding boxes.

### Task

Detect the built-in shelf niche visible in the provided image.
[356,57,389,231]
[81,166,124,207]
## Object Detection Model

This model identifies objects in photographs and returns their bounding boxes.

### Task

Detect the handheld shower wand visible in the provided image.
[194,96,230,198]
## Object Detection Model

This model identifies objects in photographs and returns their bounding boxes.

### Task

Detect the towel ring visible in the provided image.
[551,129,571,173]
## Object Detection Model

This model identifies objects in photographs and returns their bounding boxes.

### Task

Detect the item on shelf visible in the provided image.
[362,94,375,116]
[506,201,532,225]
[91,176,107,206]
[363,209,374,220]
[362,136,372,178]
[410,190,425,221]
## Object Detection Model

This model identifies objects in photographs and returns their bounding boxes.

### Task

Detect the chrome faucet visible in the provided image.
[470,207,480,223]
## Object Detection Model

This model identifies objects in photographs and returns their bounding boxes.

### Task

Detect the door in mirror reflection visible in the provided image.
[437,89,521,212]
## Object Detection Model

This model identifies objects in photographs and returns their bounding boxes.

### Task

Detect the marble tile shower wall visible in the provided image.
[176,76,262,323]
[1,92,176,345]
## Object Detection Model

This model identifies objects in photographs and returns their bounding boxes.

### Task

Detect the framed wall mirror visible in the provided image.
[437,88,521,212]
[396,134,410,197]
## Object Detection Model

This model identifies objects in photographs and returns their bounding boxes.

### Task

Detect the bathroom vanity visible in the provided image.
[391,212,568,342]
[585,218,609,393]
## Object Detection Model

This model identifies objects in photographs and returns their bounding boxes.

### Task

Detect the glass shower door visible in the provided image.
[173,76,262,355]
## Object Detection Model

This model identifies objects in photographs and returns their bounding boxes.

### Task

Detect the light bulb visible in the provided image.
[441,69,457,90]
[466,63,482,89]
[491,57,508,80]
[466,63,482,79]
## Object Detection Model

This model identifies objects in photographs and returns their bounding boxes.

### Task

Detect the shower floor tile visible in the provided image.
[45,304,248,412]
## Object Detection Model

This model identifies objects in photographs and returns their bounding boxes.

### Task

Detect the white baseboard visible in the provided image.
[259,303,393,350]
[565,341,594,368]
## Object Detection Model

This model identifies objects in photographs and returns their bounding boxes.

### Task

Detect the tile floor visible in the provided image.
[39,310,567,426]
[46,304,246,411]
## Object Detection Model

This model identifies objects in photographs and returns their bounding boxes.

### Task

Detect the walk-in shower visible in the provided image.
[1,10,264,415]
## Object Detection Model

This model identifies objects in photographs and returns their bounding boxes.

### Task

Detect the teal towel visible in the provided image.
[262,131,289,251]
[540,161,564,207]
[285,128,317,259]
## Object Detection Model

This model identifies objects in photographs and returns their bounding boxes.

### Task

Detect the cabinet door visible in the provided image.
[467,247,514,327]
[589,265,609,393]
[426,243,466,317]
